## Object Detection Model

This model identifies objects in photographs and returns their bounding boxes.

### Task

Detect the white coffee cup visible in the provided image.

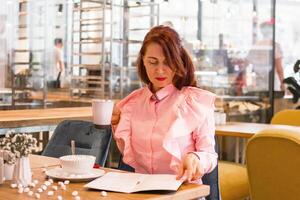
[60,155,96,174]
[92,99,114,125]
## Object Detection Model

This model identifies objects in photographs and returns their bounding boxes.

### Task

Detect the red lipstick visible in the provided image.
[155,77,166,81]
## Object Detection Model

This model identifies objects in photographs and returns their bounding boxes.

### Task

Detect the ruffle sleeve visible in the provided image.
[114,88,144,168]
[163,87,218,174]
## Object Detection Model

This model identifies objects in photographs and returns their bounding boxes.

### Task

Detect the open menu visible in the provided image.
[84,172,184,193]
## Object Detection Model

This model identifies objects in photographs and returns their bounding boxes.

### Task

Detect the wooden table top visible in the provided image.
[0,107,93,128]
[216,122,300,138]
[1,105,299,139]
[0,155,210,200]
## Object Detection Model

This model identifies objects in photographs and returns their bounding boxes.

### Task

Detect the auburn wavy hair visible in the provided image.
[136,25,197,90]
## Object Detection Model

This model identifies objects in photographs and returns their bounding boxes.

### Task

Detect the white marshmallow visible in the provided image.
[37,188,43,193]
[57,195,63,200]
[101,191,108,197]
[75,196,80,200]
[35,193,40,199]
[61,185,66,190]
[28,191,33,196]
[24,187,30,193]
[52,185,58,191]
[41,185,47,191]
[18,188,23,194]
[64,180,70,185]
[72,191,78,196]
[10,183,17,188]
[29,182,36,188]
[47,191,54,196]
[44,181,51,186]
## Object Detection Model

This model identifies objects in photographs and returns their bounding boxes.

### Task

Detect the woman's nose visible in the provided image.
[156,65,165,74]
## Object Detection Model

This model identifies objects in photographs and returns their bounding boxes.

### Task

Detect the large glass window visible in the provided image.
[159,0,276,123]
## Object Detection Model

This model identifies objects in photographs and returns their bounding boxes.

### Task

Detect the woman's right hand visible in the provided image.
[111,103,121,132]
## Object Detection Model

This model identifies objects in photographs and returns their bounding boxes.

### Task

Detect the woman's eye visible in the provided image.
[149,60,157,65]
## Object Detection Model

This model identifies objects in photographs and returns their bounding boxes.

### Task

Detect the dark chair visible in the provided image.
[117,137,220,200]
[42,120,112,166]
[202,136,220,200]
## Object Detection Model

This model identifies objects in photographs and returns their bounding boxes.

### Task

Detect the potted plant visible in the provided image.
[0,131,37,186]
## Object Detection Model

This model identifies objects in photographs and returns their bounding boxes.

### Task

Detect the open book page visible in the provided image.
[84,172,184,193]
[133,174,184,192]
[84,172,143,193]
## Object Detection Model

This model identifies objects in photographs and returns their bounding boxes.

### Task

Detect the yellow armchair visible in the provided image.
[246,128,300,200]
[219,161,249,200]
[271,109,300,126]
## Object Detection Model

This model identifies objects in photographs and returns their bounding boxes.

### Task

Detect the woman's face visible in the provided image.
[143,43,175,92]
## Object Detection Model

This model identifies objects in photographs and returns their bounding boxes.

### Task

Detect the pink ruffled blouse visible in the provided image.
[114,84,218,177]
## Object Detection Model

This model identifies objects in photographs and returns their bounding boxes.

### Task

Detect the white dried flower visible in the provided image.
[0,131,38,160]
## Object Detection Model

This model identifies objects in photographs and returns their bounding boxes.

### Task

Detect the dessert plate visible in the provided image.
[46,167,105,182]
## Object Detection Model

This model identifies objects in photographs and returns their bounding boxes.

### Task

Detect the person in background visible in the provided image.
[53,38,65,88]
[111,25,217,183]
[247,20,285,93]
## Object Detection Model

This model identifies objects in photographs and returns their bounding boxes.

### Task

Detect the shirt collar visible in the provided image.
[146,84,176,101]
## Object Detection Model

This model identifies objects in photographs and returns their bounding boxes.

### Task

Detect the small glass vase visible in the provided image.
[4,163,15,181]
[13,157,32,187]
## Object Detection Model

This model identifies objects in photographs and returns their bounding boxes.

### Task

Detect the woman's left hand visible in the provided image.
[176,153,203,182]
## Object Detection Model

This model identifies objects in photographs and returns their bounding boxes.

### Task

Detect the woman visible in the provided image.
[112,25,217,183]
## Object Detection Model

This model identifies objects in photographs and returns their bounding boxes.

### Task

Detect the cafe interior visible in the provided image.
[0,0,300,199]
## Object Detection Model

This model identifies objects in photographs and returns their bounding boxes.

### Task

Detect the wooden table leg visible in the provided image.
[235,137,240,163]
[241,138,247,164]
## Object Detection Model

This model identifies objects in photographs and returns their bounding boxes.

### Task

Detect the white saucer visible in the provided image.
[46,167,105,182]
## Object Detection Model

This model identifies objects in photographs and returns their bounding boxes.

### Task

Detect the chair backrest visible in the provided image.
[271,109,300,126]
[118,136,220,200]
[42,120,112,166]
[246,128,300,200]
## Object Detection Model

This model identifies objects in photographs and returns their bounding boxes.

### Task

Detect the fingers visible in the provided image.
[191,165,202,181]
[186,165,194,182]
[176,163,184,180]
[176,164,194,182]
[111,105,121,125]
[179,154,203,182]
